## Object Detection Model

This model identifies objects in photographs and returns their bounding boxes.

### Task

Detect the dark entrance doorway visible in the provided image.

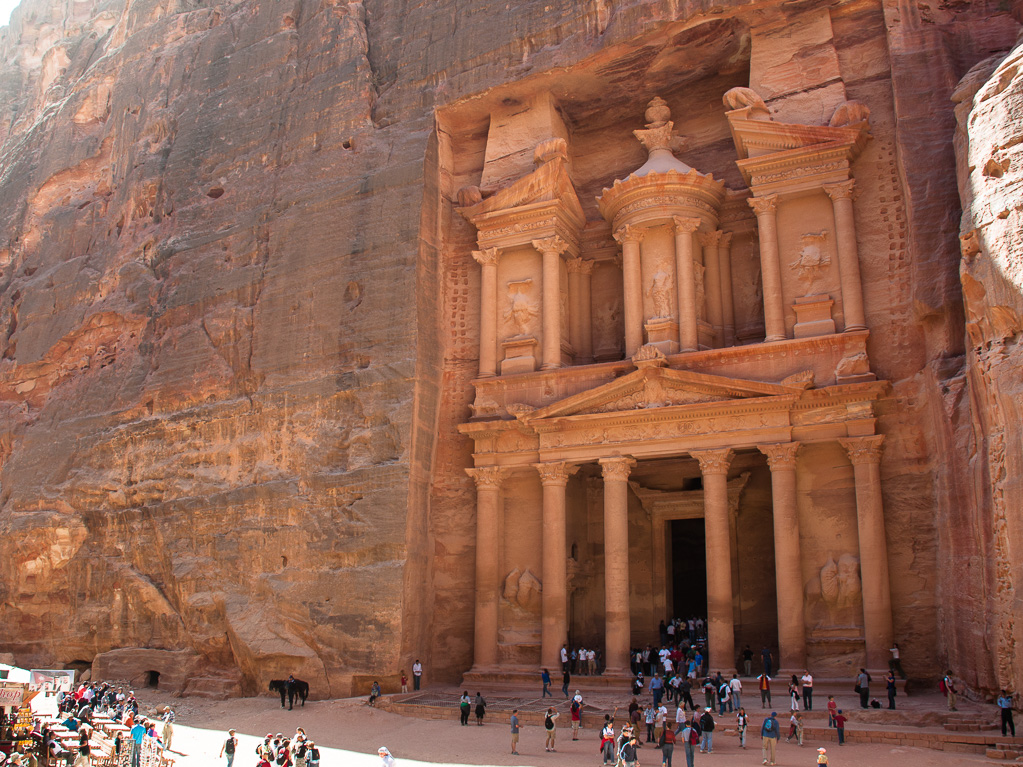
[671,518,708,620]
[145,670,160,689]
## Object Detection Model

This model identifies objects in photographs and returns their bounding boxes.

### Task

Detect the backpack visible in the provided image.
[764,718,776,734]
[571,701,580,714]
[545,714,554,730]
[224,738,235,755]
[702,715,715,732]
[939,678,948,695]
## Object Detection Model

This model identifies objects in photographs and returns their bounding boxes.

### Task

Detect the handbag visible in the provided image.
[854,684,861,694]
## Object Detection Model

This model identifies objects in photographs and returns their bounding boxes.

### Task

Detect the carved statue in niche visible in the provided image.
[503,568,542,610]
[648,269,673,320]
[804,553,863,629]
[505,279,538,336]
[595,299,623,353]
[836,351,870,378]
[791,231,831,287]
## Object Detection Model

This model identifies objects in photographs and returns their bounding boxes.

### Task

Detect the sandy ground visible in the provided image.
[136,691,996,767]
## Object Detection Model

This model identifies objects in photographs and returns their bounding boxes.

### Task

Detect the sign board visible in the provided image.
[0,684,25,707]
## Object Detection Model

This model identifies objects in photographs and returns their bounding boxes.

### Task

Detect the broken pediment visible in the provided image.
[524,366,802,421]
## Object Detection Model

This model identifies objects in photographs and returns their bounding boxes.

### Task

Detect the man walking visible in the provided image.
[730,674,742,710]
[541,668,552,697]
[161,708,175,752]
[218,729,238,767]
[510,709,520,755]
[760,711,779,766]
[998,691,1016,737]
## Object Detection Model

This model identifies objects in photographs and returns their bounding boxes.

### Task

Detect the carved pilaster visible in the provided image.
[748,194,785,342]
[533,236,568,369]
[614,226,646,356]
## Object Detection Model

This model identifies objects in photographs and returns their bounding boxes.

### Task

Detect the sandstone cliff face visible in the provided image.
[0,0,1019,699]
[952,34,1023,697]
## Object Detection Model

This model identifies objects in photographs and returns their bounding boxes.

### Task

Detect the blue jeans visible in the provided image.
[733,692,741,709]
[683,742,695,767]
[542,682,551,697]
[654,688,663,706]
[226,753,235,767]
[701,731,713,752]
[719,700,726,715]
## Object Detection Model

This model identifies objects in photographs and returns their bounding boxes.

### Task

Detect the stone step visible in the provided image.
[986,747,1022,760]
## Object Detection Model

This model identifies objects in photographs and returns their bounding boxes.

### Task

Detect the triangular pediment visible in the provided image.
[525,367,801,421]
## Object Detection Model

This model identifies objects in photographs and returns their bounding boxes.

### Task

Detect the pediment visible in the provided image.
[524,367,801,421]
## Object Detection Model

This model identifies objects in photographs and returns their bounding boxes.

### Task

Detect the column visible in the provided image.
[466,466,504,669]
[824,180,867,332]
[699,230,724,346]
[599,455,636,673]
[613,225,645,357]
[672,216,700,352]
[533,236,569,369]
[578,259,595,363]
[536,461,574,669]
[758,442,806,671]
[691,448,735,671]
[718,232,736,346]
[748,195,786,342]
[839,435,893,669]
[472,248,499,377]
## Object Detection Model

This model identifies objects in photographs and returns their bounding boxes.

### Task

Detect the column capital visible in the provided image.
[599,455,637,481]
[839,434,885,465]
[758,441,800,470]
[566,257,595,275]
[698,230,722,248]
[466,465,505,489]
[748,195,778,216]
[672,216,702,235]
[823,179,856,201]
[472,247,500,266]
[613,224,646,245]
[534,461,578,486]
[532,235,569,257]
[691,448,734,476]
[718,231,733,249]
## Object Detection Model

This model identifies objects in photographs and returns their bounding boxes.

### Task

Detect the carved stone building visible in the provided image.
[450,87,897,678]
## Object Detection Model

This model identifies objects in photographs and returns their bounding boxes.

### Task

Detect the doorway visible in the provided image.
[671,518,708,620]
[145,670,160,689]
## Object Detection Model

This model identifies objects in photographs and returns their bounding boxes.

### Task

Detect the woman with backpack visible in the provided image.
[543,707,559,752]
[736,706,749,749]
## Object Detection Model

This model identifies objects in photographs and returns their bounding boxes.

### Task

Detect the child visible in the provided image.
[817,746,828,765]
[400,671,408,694]
[795,713,804,746]
[834,709,847,745]
[827,695,837,727]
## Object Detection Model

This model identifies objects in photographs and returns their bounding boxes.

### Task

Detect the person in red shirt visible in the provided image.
[833,710,847,745]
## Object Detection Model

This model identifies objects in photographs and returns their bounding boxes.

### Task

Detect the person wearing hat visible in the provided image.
[760,711,779,765]
[699,707,715,753]
[219,729,238,767]
[817,746,829,765]
[377,746,395,766]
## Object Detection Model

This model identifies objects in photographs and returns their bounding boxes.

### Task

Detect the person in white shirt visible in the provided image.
[561,645,569,672]
[800,671,814,711]
[412,660,423,691]
[729,674,743,710]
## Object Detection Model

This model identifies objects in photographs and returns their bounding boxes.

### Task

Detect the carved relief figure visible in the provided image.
[648,269,673,319]
[505,279,538,336]
[503,568,542,610]
[791,231,831,280]
[595,299,623,354]
[836,351,870,378]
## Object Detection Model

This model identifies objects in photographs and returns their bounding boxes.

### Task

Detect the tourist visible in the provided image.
[161,708,175,752]
[541,667,552,697]
[544,707,559,752]
[570,691,582,739]
[886,669,897,709]
[736,706,749,749]
[680,677,695,711]
[619,733,639,767]
[129,718,146,767]
[562,667,570,697]
[757,673,771,707]
[294,738,308,767]
[218,729,238,767]
[943,670,958,711]
[659,716,677,767]
[306,741,320,767]
[788,675,800,711]
[473,691,486,725]
[400,671,408,693]
[278,738,293,766]
[652,673,665,706]
[742,645,753,676]
[561,644,569,673]
[656,700,669,742]
[834,709,847,745]
[377,746,395,766]
[718,677,731,715]
[578,646,588,675]
[702,676,715,710]
[729,674,742,710]
[644,703,656,743]
[368,680,381,706]
[679,712,700,767]
[257,735,274,761]
[458,691,470,725]
[998,691,1016,737]
[74,726,91,767]
[855,668,871,709]
[801,670,814,710]
[600,713,617,765]
[761,647,773,677]
[696,707,713,754]
[589,648,598,675]
[826,695,837,727]
[633,670,645,696]
[760,711,779,765]
[509,709,520,755]
[889,643,905,679]
[817,746,828,765]
[412,659,423,690]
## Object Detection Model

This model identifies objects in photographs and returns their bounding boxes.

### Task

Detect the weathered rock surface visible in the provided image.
[0,0,1018,700]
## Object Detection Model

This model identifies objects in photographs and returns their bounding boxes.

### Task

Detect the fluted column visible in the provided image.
[600,455,636,673]
[839,435,893,668]
[749,195,786,342]
[718,232,736,346]
[699,230,724,346]
[692,448,735,671]
[467,466,504,669]
[614,225,646,357]
[578,259,595,363]
[672,216,701,352]
[534,236,569,369]
[536,461,574,669]
[758,442,806,671]
[824,180,867,332]
[472,248,500,377]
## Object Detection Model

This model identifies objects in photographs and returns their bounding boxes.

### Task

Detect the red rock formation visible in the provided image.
[0,0,1018,699]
